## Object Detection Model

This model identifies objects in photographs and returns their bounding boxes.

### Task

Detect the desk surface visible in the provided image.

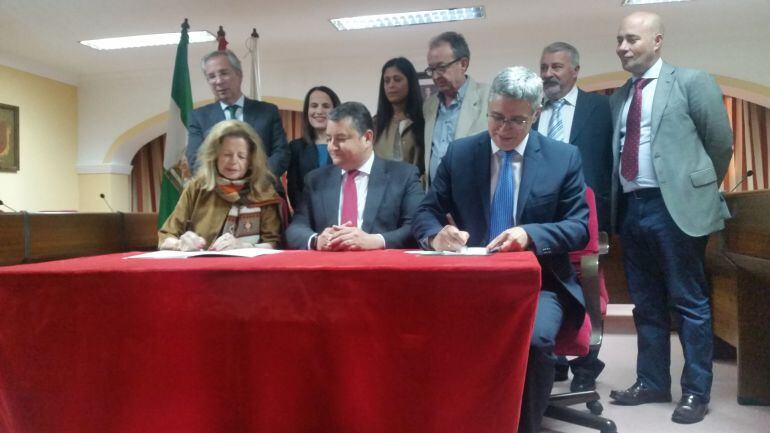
[0,250,541,433]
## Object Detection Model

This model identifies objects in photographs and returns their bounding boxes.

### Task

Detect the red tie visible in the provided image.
[340,170,359,225]
[621,78,652,181]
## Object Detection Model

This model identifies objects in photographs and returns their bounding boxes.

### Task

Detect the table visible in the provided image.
[0,250,541,433]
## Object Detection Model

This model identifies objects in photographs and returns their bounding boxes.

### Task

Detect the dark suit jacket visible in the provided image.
[286,138,321,210]
[412,130,589,323]
[187,97,289,178]
[285,156,425,249]
[534,89,612,231]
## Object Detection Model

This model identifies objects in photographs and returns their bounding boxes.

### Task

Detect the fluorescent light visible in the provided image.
[622,0,690,5]
[80,31,216,50]
[330,6,485,31]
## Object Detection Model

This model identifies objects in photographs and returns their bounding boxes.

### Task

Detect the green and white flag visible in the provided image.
[157,19,193,228]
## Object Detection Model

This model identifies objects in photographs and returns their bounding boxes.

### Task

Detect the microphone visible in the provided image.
[0,199,18,212]
[99,193,116,212]
[729,170,754,193]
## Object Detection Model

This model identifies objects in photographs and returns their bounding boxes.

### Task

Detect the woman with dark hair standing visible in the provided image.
[286,86,341,209]
[373,57,425,176]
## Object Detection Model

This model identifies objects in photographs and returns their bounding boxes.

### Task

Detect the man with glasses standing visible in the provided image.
[412,67,589,433]
[423,31,490,185]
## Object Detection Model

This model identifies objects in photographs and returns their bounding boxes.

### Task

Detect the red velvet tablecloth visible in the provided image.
[0,250,541,433]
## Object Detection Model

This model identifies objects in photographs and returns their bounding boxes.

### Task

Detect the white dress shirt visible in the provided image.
[537,85,578,142]
[619,58,663,193]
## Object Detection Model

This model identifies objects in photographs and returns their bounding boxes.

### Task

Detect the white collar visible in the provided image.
[219,94,246,110]
[339,151,375,176]
[490,133,528,158]
[562,84,578,106]
[637,57,663,80]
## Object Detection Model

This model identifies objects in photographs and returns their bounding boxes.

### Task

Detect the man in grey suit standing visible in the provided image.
[423,31,490,185]
[608,12,733,425]
[187,50,289,183]
[286,102,424,251]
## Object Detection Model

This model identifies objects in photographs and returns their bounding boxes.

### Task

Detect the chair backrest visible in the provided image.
[555,186,607,356]
[570,186,599,256]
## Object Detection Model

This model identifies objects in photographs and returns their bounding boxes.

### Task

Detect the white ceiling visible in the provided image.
[1,0,769,88]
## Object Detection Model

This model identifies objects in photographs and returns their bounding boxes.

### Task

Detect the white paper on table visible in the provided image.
[404,247,491,256]
[125,248,284,259]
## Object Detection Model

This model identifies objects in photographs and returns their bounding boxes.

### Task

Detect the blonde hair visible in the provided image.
[194,119,276,195]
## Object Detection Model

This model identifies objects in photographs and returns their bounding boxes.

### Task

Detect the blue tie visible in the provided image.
[489,150,517,242]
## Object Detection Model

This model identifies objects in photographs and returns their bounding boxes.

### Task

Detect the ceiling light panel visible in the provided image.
[80,31,216,50]
[622,0,690,5]
[330,7,485,31]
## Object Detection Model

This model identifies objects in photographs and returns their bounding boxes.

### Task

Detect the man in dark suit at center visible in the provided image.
[186,50,289,185]
[286,102,424,251]
[412,66,589,433]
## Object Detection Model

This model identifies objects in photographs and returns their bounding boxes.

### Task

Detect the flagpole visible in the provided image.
[216,25,228,51]
[157,18,193,228]
[246,28,261,101]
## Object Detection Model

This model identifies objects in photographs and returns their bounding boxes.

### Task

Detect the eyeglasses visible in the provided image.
[487,113,530,129]
[424,57,464,76]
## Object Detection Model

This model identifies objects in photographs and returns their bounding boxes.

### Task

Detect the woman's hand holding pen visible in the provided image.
[178,231,207,251]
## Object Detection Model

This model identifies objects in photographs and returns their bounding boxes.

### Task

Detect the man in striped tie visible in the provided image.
[412,67,589,433]
[536,41,613,393]
[536,42,612,233]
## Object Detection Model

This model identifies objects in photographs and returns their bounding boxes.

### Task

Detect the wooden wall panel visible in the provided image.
[0,212,159,266]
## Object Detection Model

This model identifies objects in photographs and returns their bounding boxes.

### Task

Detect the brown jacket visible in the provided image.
[158,177,282,248]
[373,115,423,173]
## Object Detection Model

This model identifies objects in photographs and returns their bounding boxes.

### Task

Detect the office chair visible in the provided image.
[544,187,617,433]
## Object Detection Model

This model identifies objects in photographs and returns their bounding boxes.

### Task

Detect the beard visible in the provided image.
[543,78,561,100]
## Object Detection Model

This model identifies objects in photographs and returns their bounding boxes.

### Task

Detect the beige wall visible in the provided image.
[78,173,130,212]
[0,65,78,212]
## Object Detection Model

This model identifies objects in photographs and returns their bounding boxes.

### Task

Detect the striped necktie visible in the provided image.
[489,150,517,242]
[547,98,566,142]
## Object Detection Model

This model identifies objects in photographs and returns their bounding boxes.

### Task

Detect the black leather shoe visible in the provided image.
[672,394,708,424]
[554,364,569,382]
[570,371,596,392]
[610,381,671,405]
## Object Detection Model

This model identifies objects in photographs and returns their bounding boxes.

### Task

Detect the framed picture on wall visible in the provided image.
[418,72,437,100]
[0,103,19,172]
